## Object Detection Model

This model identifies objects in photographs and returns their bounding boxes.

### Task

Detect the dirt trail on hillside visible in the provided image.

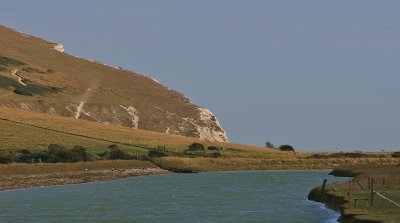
[74,80,99,119]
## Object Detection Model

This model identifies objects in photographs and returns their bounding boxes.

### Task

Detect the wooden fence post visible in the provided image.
[368,177,371,190]
[348,180,353,206]
[370,178,374,207]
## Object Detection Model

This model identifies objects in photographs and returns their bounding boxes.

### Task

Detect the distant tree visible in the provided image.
[279,145,295,153]
[265,141,275,149]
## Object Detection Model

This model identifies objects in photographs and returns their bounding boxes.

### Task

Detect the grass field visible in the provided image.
[310,165,400,223]
[0,107,291,158]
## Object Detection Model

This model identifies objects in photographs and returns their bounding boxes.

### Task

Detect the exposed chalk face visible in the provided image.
[74,101,86,119]
[119,105,139,128]
[11,69,27,86]
[149,77,160,84]
[54,44,65,53]
[196,107,229,142]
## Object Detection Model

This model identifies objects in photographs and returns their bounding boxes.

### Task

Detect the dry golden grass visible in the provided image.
[0,107,293,158]
[0,25,226,137]
[153,157,400,173]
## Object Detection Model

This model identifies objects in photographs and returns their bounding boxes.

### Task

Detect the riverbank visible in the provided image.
[308,165,400,223]
[0,160,170,191]
[152,157,400,173]
[1,158,400,191]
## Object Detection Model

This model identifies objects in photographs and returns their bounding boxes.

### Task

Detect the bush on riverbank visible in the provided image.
[148,149,170,158]
[47,144,95,163]
[0,150,15,164]
[307,152,380,159]
[0,144,135,164]
[97,144,136,160]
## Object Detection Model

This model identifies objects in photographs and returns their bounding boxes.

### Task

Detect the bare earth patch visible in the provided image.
[0,161,170,191]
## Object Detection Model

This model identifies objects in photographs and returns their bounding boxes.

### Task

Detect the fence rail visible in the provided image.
[344,175,400,208]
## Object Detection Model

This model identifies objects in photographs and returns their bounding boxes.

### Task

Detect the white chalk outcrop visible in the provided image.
[119,105,139,128]
[149,77,160,84]
[54,44,65,53]
[74,101,86,119]
[196,107,228,142]
[11,69,27,86]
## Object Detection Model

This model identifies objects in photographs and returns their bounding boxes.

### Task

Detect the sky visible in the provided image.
[1,1,399,151]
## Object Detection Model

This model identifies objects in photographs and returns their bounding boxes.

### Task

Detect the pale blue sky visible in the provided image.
[1,1,399,151]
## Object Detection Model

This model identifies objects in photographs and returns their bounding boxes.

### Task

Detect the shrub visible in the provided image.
[208,146,221,151]
[209,152,222,158]
[392,152,400,158]
[188,143,205,151]
[17,150,49,163]
[47,144,92,162]
[148,149,169,158]
[279,145,295,152]
[0,56,26,66]
[22,67,45,74]
[47,144,68,162]
[13,86,33,96]
[71,146,94,161]
[307,152,379,159]
[0,76,18,88]
[0,150,15,164]
[108,144,132,160]
[13,85,59,96]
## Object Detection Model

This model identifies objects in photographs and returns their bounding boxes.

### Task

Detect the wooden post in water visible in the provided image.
[370,178,374,207]
[322,179,327,193]
[321,179,327,200]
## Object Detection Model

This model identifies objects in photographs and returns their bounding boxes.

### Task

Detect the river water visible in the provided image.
[0,170,346,223]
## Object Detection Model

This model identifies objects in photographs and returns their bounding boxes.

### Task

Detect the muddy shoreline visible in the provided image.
[0,160,170,191]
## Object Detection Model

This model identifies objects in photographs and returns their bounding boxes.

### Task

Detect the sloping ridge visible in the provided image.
[0,25,228,142]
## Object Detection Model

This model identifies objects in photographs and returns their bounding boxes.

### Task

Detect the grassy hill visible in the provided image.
[0,25,227,142]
